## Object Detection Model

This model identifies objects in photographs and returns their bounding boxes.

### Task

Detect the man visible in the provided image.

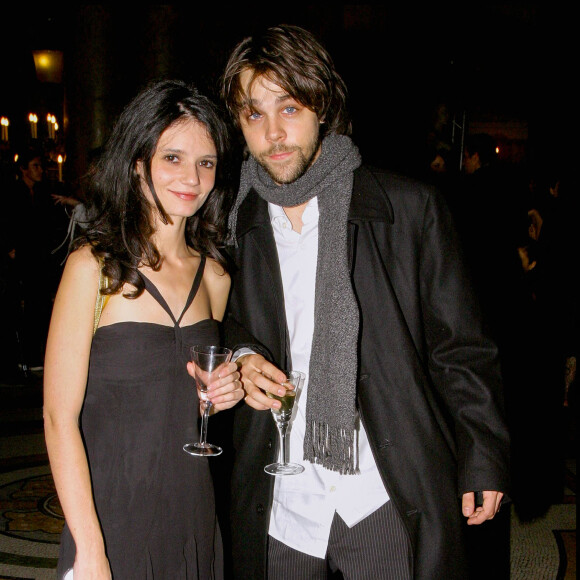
[218,24,510,579]
[1,150,57,374]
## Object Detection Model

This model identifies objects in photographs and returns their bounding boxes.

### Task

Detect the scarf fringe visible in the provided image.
[304,420,359,475]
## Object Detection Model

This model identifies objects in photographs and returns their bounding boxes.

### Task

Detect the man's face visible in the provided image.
[430,154,446,174]
[237,70,322,184]
[463,150,480,175]
[22,157,43,183]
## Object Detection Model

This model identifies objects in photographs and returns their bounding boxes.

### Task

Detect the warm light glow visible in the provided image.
[29,113,38,138]
[32,50,64,83]
[54,122,59,131]
[495,147,500,154]
[1,117,8,141]
[36,54,51,68]
[57,154,64,181]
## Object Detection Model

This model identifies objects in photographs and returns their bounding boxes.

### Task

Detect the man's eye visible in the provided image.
[283,107,297,114]
[248,112,262,121]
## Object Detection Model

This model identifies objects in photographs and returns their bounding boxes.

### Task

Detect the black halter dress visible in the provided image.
[57,255,224,579]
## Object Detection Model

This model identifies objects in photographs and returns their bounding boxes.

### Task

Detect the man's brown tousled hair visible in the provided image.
[221,24,351,137]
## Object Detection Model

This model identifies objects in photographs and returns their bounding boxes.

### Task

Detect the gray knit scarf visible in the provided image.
[228,133,362,474]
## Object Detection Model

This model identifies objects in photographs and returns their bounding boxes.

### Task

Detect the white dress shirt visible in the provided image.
[267,197,389,559]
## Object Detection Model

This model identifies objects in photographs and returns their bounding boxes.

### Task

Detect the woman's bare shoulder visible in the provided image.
[65,244,99,271]
[59,245,101,291]
[204,256,230,286]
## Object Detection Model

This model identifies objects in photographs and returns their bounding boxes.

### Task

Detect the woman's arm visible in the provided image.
[43,245,111,577]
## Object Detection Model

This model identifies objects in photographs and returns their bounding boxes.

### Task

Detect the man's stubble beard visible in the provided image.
[256,133,321,185]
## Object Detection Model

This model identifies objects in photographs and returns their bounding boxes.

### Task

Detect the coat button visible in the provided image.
[267,439,272,449]
[256,503,265,514]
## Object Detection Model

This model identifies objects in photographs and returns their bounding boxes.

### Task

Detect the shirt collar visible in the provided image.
[268,196,319,225]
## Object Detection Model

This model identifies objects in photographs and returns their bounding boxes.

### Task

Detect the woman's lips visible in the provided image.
[171,191,199,201]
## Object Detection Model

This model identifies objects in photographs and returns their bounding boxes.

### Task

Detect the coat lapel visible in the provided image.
[350,166,394,223]
[235,190,291,367]
[347,165,394,271]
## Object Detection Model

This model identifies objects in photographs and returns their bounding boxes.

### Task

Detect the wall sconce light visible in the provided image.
[32,50,64,84]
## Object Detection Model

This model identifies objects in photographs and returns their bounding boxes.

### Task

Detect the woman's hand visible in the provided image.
[72,549,112,579]
[52,194,80,207]
[187,360,244,414]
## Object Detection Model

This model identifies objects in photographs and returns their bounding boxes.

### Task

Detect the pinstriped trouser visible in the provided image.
[267,500,412,579]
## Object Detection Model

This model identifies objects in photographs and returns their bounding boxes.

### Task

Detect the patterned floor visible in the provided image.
[0,372,576,579]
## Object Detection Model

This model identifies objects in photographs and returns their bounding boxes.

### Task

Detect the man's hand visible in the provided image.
[236,354,290,411]
[462,491,504,525]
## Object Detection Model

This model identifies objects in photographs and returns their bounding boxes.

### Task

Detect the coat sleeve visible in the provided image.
[222,239,284,366]
[419,190,510,496]
[222,310,275,362]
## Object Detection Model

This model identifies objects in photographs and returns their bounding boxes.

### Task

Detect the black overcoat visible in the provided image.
[223,164,510,579]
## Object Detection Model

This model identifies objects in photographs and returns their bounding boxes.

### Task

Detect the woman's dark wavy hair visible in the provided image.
[221,24,351,137]
[73,79,233,298]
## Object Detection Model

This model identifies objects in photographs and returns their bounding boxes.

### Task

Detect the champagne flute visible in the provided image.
[264,370,306,476]
[183,345,232,457]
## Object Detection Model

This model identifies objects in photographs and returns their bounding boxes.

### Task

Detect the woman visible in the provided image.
[44,80,242,579]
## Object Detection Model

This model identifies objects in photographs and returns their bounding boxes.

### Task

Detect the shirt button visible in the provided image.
[330,486,336,492]
[256,503,265,514]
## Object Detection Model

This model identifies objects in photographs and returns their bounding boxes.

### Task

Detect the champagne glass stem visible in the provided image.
[199,400,212,447]
[277,423,288,465]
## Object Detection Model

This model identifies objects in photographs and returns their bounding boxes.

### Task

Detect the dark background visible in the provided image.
[1,4,571,184]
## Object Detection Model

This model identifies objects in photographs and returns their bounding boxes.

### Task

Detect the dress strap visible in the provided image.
[138,254,206,327]
[94,257,110,335]
[177,254,206,325]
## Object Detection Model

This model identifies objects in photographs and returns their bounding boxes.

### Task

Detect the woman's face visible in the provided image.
[139,118,218,220]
